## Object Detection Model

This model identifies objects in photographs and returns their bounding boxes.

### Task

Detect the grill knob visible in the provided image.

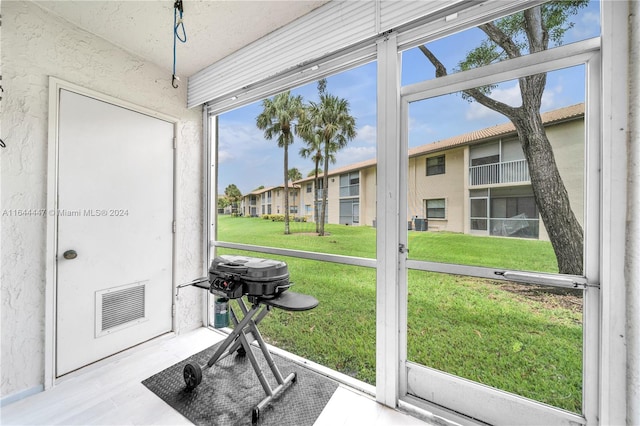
[63,250,78,260]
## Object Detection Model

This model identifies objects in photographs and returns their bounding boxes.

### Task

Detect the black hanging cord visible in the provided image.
[172,0,187,89]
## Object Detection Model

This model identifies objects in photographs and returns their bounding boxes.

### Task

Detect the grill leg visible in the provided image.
[252,372,297,425]
[193,297,298,424]
[205,302,261,369]
[227,301,270,355]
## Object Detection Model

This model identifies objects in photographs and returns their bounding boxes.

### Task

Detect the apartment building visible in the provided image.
[241,184,300,217]
[293,103,584,241]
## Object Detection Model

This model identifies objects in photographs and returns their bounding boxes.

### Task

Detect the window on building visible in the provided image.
[471,154,500,166]
[470,198,488,230]
[340,199,359,225]
[426,155,445,176]
[425,198,445,219]
[306,183,312,193]
[490,196,539,238]
[340,172,360,197]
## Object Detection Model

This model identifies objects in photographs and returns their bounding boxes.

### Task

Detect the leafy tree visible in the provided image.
[298,81,356,236]
[256,91,305,234]
[419,1,588,275]
[288,168,302,182]
[217,196,230,212]
[224,184,242,215]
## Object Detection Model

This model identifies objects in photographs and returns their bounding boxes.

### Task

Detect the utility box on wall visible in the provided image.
[414,218,428,231]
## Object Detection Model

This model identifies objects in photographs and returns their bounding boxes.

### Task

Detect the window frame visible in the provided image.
[201,1,618,423]
[426,155,445,176]
[398,38,601,425]
[340,171,360,198]
[425,198,446,220]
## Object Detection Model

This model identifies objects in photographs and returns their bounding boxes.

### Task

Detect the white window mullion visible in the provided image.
[376,31,402,408]
[598,2,630,424]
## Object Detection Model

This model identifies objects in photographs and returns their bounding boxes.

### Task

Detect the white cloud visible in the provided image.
[567,11,600,40]
[217,149,235,163]
[355,124,376,145]
[408,116,434,136]
[218,121,268,163]
[335,145,376,164]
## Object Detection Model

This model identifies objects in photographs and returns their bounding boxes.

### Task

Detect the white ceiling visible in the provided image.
[33,0,328,79]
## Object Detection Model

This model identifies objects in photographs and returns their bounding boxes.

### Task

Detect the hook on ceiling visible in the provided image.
[172,0,187,89]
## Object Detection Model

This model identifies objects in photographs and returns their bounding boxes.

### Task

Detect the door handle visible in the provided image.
[63,250,78,260]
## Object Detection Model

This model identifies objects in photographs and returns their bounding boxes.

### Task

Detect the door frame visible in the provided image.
[397,41,601,424]
[44,77,179,388]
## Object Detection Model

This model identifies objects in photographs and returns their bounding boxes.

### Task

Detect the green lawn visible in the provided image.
[216,215,582,413]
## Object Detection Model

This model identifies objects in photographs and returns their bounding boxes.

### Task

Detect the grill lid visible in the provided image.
[210,255,289,282]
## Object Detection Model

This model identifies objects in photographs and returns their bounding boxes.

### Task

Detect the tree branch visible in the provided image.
[463,87,518,119]
[418,45,447,77]
[418,45,518,118]
[478,22,522,59]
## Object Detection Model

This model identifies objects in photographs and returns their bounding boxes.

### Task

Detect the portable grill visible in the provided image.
[208,255,292,299]
[180,255,318,425]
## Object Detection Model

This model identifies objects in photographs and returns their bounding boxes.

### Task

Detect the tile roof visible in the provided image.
[293,103,584,183]
[247,183,300,195]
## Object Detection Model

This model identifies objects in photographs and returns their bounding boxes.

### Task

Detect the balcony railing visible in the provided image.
[469,159,530,186]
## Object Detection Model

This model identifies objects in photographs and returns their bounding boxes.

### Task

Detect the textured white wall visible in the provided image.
[1,1,204,399]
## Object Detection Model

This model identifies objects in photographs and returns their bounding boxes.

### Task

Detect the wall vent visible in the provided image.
[96,281,147,337]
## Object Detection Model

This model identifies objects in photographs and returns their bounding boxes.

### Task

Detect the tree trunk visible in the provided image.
[320,141,330,236]
[313,161,320,234]
[283,144,290,235]
[512,109,583,275]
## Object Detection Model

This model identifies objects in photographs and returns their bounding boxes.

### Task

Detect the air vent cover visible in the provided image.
[96,281,147,337]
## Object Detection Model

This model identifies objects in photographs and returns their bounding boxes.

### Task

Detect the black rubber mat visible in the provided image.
[142,341,339,425]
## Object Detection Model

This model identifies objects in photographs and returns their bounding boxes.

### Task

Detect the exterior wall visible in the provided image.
[298,180,316,221]
[1,1,203,400]
[535,120,585,242]
[274,188,300,216]
[242,188,300,217]
[243,194,260,217]
[409,147,466,232]
[327,176,340,224]
[360,167,377,227]
[272,189,282,214]
[547,119,585,230]
[300,182,314,220]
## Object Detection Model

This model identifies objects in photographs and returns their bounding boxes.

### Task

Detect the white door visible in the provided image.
[56,89,174,376]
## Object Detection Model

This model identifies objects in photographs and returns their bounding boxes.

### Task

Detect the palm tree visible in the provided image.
[256,91,304,235]
[299,131,336,233]
[298,93,356,236]
[288,168,302,182]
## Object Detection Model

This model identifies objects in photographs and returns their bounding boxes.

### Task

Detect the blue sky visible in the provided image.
[218,1,600,195]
